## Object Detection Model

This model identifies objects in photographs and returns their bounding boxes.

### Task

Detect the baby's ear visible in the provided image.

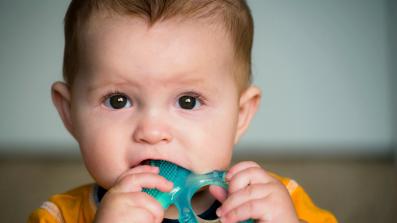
[51,81,75,138]
[234,86,261,144]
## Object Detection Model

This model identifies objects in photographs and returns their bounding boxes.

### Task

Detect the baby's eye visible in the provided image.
[104,94,132,109]
[177,95,202,110]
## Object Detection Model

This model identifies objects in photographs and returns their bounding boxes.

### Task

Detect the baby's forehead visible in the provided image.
[82,16,234,66]
[74,11,245,93]
[63,0,252,92]
[84,9,228,37]
[80,11,233,64]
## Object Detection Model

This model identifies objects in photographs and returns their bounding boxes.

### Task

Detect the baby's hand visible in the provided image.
[94,165,173,223]
[213,161,299,223]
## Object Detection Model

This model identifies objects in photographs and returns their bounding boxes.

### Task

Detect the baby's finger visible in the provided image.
[126,192,165,223]
[217,184,272,217]
[228,167,275,194]
[116,165,159,184]
[111,172,173,193]
[98,189,166,223]
[220,198,271,223]
[226,161,261,181]
[209,185,228,203]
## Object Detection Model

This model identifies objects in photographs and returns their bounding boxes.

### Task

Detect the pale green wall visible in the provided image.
[241,0,394,154]
[0,0,394,154]
[388,0,397,154]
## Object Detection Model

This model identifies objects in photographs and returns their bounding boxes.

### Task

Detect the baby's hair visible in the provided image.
[63,0,253,91]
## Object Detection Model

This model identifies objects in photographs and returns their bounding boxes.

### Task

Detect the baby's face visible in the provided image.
[69,15,242,188]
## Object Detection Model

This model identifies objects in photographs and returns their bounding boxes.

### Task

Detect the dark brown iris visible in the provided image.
[109,95,128,109]
[179,96,196,109]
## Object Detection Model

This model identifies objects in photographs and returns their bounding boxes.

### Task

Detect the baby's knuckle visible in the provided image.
[124,192,143,205]
[121,172,138,183]
[246,184,263,198]
[246,186,254,197]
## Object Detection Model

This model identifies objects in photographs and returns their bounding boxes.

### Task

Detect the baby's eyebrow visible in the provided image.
[85,76,140,93]
[85,83,110,93]
[84,72,217,96]
[86,83,102,93]
[91,76,205,89]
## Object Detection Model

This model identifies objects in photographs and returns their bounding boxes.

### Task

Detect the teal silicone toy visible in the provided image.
[142,160,253,223]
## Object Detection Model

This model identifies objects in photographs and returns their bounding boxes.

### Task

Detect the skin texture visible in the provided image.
[52,13,299,223]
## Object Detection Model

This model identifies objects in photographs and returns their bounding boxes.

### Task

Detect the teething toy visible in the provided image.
[142,160,253,223]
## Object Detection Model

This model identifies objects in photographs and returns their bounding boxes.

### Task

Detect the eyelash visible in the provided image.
[179,91,207,106]
[100,90,127,103]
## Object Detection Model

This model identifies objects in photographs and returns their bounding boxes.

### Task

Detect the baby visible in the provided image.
[29,0,337,222]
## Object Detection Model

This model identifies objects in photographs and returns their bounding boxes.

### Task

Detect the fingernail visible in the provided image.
[216,208,222,217]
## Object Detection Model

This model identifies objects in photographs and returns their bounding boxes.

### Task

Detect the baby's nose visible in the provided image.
[132,116,172,145]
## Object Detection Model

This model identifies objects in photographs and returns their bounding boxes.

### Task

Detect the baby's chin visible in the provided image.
[93,178,113,190]
[91,170,124,190]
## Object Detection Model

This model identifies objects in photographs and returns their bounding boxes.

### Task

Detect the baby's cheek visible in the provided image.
[83,150,127,189]
[195,134,233,171]
[78,132,128,189]
[196,123,234,169]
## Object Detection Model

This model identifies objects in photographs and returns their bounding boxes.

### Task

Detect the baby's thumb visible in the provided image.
[209,185,227,203]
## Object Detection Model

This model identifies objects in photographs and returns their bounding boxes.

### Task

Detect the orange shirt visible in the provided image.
[28,175,337,223]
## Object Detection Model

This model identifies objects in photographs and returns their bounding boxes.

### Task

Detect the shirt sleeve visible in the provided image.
[28,201,64,223]
[270,173,338,223]
[290,184,338,223]
[27,184,95,223]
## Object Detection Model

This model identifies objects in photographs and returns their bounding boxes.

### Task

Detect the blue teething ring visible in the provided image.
[142,160,253,223]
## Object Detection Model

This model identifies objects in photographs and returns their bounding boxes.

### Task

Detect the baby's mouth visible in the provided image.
[139,159,151,166]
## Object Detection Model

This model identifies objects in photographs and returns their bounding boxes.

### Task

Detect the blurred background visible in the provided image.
[0,0,396,222]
